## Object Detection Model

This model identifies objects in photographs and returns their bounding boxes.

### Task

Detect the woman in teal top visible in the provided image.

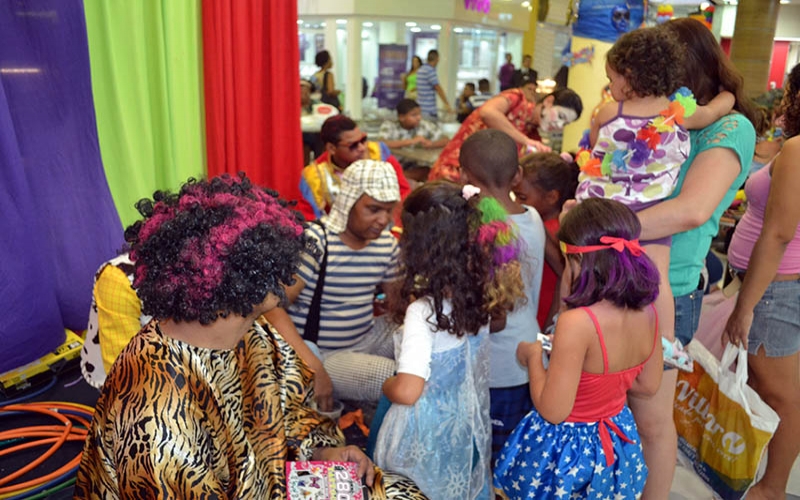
[629,18,764,499]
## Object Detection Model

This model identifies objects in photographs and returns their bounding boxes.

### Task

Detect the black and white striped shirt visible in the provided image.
[288,223,399,350]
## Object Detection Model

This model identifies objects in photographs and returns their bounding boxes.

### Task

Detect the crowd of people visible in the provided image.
[75,17,800,500]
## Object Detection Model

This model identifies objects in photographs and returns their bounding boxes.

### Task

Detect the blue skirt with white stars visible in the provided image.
[493,405,647,500]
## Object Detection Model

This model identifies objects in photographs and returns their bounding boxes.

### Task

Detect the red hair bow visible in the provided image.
[560,236,644,256]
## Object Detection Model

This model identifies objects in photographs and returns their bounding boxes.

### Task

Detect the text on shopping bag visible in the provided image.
[674,367,773,482]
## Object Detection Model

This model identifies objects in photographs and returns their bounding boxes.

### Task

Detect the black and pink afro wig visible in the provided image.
[125,173,313,324]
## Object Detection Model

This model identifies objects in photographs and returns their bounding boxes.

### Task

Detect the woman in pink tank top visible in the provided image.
[493,198,663,500]
[722,63,800,500]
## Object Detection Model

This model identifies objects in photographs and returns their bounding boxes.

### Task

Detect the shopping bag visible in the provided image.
[692,290,738,360]
[674,343,779,500]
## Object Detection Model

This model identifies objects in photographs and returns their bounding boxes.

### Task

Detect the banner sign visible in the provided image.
[377,44,408,109]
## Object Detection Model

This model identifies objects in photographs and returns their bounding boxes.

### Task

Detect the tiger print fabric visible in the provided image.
[74,320,428,499]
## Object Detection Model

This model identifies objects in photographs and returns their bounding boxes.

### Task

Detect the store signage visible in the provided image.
[464,0,491,14]
[377,44,408,110]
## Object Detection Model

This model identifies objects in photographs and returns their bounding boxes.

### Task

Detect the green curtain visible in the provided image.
[84,1,206,227]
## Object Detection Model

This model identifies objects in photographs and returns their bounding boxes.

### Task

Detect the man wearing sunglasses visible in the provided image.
[298,115,410,223]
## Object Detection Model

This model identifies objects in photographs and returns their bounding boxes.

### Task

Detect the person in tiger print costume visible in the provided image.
[74,173,426,499]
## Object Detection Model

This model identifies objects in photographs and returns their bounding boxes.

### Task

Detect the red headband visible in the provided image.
[559,236,645,256]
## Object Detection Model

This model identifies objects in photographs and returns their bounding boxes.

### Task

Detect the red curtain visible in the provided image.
[202,0,302,201]
[768,41,790,90]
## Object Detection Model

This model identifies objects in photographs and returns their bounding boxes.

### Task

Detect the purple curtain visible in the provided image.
[0,1,123,373]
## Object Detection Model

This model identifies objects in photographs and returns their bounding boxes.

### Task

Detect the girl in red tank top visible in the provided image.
[514,152,580,330]
[494,198,664,500]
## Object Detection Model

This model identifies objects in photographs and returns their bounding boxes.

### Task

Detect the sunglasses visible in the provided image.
[337,135,368,151]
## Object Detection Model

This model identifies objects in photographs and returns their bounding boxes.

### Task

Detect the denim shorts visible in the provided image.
[674,290,704,348]
[748,279,800,357]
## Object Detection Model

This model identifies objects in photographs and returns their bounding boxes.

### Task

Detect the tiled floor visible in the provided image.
[670,456,800,499]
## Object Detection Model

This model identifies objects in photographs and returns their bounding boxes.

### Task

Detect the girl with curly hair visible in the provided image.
[723,62,800,500]
[373,180,525,500]
[75,173,427,499]
[494,198,663,499]
[575,26,735,376]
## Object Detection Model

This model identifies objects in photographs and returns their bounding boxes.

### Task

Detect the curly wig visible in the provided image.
[125,173,313,325]
[606,27,684,99]
[558,198,659,310]
[390,181,525,337]
[783,63,800,138]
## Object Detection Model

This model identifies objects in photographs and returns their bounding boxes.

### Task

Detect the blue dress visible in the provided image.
[494,306,658,499]
[374,300,492,500]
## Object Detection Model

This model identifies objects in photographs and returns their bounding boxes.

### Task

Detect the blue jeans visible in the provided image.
[674,290,703,347]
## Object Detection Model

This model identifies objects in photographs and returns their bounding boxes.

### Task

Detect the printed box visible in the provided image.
[286,461,365,500]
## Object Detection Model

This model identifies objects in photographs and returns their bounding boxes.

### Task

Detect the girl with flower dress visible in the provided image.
[373,181,526,500]
[494,198,663,499]
[574,26,734,364]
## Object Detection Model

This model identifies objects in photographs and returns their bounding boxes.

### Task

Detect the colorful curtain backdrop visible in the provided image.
[1,1,303,373]
[0,1,123,372]
[83,1,206,228]
[202,0,302,201]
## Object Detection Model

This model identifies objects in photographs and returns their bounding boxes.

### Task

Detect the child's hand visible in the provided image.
[685,89,735,129]
[516,340,543,367]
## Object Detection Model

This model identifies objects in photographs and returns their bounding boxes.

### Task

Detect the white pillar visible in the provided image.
[323,18,344,90]
[345,18,363,120]
[437,21,458,118]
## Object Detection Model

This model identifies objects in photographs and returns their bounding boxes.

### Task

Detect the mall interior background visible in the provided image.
[298,0,800,151]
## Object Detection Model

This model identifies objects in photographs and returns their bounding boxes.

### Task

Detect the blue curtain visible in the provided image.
[0,1,123,373]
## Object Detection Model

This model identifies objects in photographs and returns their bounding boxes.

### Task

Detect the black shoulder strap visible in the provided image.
[303,220,328,344]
